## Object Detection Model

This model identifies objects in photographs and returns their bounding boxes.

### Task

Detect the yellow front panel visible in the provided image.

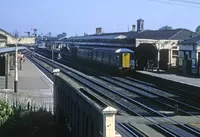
[122,53,130,68]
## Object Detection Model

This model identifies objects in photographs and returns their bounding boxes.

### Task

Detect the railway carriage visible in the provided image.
[92,48,135,72]
[73,46,135,73]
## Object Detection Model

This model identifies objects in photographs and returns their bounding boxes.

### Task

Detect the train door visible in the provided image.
[122,52,130,68]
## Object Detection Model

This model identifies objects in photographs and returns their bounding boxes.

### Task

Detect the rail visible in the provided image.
[26,52,119,137]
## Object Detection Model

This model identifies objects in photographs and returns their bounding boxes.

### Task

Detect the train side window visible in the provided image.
[93,51,96,60]
[104,51,109,64]
[109,53,114,65]
[97,51,101,62]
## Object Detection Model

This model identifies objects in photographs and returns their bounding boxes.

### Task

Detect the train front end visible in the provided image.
[116,48,135,73]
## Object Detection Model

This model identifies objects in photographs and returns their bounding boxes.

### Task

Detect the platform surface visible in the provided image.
[0,57,53,111]
[138,71,200,88]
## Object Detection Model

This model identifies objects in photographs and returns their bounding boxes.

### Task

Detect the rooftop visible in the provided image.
[180,35,200,45]
[0,47,27,54]
[67,29,199,42]
[0,28,16,39]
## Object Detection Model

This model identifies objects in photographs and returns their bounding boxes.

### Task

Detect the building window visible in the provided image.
[172,50,178,58]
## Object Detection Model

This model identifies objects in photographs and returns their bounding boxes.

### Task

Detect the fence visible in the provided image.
[0,89,53,112]
[54,75,118,137]
[0,89,54,127]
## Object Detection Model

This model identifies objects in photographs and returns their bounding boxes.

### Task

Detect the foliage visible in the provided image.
[0,101,13,119]
[159,25,173,30]
[195,25,200,34]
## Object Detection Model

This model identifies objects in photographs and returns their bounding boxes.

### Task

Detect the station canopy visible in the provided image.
[67,34,130,41]
[0,47,27,55]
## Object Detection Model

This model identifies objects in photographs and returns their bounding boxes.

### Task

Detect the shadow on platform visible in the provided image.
[0,109,66,137]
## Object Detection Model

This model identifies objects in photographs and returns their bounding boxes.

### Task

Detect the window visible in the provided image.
[172,50,178,58]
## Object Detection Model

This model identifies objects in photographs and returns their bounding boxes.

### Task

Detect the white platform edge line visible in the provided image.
[25,55,53,85]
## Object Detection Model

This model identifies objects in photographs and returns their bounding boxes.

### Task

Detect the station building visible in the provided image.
[0,28,36,47]
[65,19,199,71]
[0,28,35,76]
[178,35,200,76]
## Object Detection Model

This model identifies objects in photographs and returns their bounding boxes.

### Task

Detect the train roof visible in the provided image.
[67,34,130,41]
[93,47,134,53]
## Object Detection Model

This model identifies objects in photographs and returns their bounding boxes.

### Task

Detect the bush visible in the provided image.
[0,101,13,120]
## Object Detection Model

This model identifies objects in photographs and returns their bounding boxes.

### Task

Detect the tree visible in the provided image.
[195,25,200,34]
[158,25,172,30]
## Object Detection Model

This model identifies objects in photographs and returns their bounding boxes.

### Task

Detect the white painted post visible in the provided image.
[53,69,60,117]
[157,41,160,72]
[102,106,118,137]
[5,53,9,89]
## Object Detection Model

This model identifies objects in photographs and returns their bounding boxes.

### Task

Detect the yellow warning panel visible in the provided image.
[122,53,130,68]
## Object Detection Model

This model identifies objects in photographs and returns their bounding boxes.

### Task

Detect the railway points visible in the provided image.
[138,70,200,88]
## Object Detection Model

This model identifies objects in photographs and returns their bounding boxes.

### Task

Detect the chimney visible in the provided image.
[132,25,136,32]
[137,19,144,32]
[96,27,102,35]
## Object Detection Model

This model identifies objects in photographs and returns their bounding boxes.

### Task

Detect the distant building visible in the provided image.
[137,19,144,32]
[178,35,200,76]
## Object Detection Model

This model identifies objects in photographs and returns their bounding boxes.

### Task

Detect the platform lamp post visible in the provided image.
[157,40,161,72]
[51,42,55,70]
[53,68,60,119]
[4,53,9,89]
[14,38,21,93]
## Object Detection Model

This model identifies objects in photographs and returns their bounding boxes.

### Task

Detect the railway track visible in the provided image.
[26,50,200,137]
[132,73,200,104]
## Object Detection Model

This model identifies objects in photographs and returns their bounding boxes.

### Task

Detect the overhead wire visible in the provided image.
[165,0,200,5]
[148,0,200,8]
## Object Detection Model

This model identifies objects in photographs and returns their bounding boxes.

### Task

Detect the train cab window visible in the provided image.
[130,53,134,60]
[97,51,102,62]
[93,51,96,60]
[116,54,120,61]
[103,51,109,64]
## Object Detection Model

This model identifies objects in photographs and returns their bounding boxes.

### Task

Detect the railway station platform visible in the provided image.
[138,70,200,88]
[0,57,53,111]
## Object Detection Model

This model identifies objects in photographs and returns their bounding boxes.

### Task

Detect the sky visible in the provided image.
[1,0,200,37]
